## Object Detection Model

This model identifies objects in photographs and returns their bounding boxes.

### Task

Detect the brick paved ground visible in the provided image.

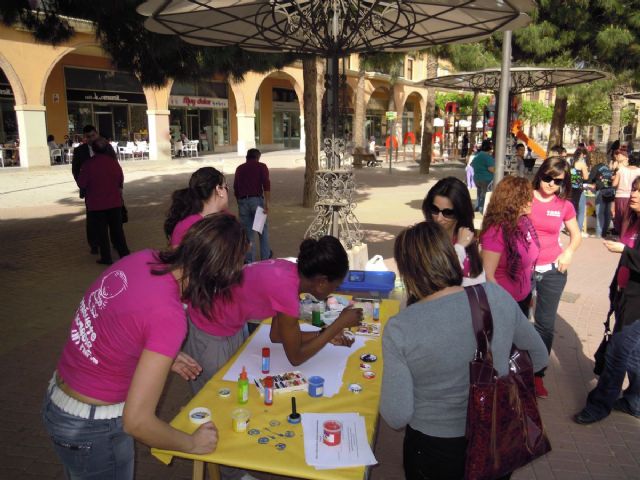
[0,152,638,479]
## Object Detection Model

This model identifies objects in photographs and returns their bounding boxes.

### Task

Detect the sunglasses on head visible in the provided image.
[541,174,564,186]
[428,204,456,219]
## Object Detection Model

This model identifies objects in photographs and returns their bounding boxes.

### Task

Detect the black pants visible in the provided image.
[517,291,533,318]
[84,203,98,250]
[404,425,511,480]
[87,207,130,263]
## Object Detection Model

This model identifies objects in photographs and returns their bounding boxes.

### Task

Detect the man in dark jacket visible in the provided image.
[72,125,100,253]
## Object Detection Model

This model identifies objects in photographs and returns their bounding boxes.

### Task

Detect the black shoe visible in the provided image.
[96,259,113,265]
[90,246,99,254]
[612,398,640,418]
[573,409,605,425]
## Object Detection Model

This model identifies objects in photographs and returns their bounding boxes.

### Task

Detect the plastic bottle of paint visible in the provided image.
[261,347,270,374]
[311,302,323,327]
[263,376,274,406]
[238,366,249,404]
[373,301,380,321]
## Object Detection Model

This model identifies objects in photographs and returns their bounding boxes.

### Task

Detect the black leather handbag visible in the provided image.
[593,309,614,375]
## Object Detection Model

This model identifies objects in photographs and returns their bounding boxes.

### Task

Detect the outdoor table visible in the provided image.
[151,298,400,480]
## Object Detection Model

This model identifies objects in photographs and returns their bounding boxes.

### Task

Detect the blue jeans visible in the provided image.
[583,320,640,419]
[42,388,134,479]
[475,179,491,212]
[534,266,567,357]
[595,191,613,237]
[571,190,587,232]
[238,196,270,263]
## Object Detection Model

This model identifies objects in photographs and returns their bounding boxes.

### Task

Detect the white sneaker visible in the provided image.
[581,232,589,238]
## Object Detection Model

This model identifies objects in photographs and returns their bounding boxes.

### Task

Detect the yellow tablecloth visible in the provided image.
[152,299,400,480]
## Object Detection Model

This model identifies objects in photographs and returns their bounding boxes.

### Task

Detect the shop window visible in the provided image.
[407,58,414,80]
[172,80,228,98]
[272,88,298,103]
[64,67,142,93]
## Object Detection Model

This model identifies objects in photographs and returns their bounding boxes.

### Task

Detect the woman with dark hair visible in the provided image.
[172,236,363,392]
[471,139,495,212]
[77,137,130,264]
[42,214,248,480]
[481,176,539,317]
[613,151,640,235]
[574,175,640,424]
[165,167,229,246]
[380,222,548,480]
[421,177,485,286]
[530,156,582,398]
[588,150,616,238]
[568,147,590,235]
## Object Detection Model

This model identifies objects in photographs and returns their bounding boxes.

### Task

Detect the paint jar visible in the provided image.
[231,408,251,433]
[308,376,325,398]
[311,302,324,327]
[189,407,211,425]
[323,420,342,446]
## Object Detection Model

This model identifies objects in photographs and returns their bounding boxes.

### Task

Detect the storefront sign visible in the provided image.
[169,95,228,109]
[66,89,147,104]
[0,85,13,98]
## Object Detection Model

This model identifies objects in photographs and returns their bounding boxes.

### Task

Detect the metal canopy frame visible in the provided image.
[624,92,640,100]
[423,67,608,94]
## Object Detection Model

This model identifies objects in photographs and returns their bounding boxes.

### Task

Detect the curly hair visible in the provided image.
[482,176,532,235]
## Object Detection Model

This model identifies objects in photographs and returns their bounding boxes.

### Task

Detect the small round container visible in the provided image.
[189,407,211,425]
[363,371,376,380]
[308,376,325,397]
[231,408,251,433]
[323,420,342,446]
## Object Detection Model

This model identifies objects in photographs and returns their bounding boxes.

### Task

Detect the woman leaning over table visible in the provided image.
[480,176,539,317]
[574,174,640,424]
[42,214,248,479]
[421,176,485,286]
[380,222,548,480]
[530,157,581,398]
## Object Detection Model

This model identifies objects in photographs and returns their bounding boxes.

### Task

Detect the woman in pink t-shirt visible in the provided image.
[421,177,485,286]
[42,215,248,480]
[164,167,229,246]
[529,157,582,398]
[481,176,539,316]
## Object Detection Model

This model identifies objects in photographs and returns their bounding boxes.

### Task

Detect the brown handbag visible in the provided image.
[464,285,551,480]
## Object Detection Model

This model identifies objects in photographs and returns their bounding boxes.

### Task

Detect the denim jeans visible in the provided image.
[237,196,270,263]
[475,180,491,212]
[570,190,587,233]
[534,266,567,357]
[42,388,134,480]
[595,191,613,237]
[583,319,640,420]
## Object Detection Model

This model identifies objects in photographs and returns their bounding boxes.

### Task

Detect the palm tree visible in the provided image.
[419,53,439,174]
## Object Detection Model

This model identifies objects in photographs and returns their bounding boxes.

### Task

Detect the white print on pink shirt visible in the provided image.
[546,210,561,217]
[70,270,128,365]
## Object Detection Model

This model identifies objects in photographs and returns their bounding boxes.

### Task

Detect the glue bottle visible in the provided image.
[263,376,274,406]
[373,301,380,321]
[238,366,249,404]
[262,347,270,374]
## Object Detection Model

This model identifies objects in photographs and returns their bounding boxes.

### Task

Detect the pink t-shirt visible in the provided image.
[170,214,203,247]
[617,224,639,289]
[530,195,576,265]
[188,259,300,336]
[481,219,540,301]
[56,250,186,403]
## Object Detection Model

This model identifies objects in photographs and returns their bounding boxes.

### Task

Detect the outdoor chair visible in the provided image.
[118,145,134,161]
[50,148,62,165]
[186,140,199,158]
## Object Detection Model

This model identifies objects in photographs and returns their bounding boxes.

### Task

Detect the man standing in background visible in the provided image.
[234,148,272,262]
[71,125,100,254]
[471,139,495,213]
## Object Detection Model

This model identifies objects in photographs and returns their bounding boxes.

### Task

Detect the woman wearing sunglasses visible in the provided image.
[165,167,230,246]
[530,157,582,398]
[480,176,540,317]
[421,177,485,286]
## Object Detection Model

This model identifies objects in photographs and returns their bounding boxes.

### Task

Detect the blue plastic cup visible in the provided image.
[308,376,325,397]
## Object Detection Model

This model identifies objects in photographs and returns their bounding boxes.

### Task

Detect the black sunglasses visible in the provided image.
[428,204,456,219]
[541,174,564,186]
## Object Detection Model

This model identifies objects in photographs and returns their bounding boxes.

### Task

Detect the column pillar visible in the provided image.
[147,109,171,161]
[236,113,256,156]
[299,115,306,153]
[15,105,49,168]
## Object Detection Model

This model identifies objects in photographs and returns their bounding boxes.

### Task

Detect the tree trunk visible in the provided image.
[353,67,366,149]
[547,96,567,154]
[608,94,624,145]
[419,54,438,174]
[302,57,319,208]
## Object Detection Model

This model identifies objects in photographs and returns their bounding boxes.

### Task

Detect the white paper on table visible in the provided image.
[301,413,377,469]
[221,324,371,397]
[252,206,267,233]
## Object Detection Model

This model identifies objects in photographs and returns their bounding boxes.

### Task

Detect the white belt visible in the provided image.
[535,263,556,273]
[48,373,125,420]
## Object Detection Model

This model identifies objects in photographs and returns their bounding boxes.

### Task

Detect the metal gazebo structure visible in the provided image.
[424,67,608,181]
[137,0,534,250]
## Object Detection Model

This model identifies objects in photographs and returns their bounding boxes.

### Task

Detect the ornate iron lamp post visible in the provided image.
[138,0,534,249]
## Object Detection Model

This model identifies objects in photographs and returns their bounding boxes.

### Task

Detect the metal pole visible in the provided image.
[388,120,394,174]
[493,30,512,184]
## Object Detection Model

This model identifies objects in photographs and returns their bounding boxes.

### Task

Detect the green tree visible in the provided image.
[519,100,553,128]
